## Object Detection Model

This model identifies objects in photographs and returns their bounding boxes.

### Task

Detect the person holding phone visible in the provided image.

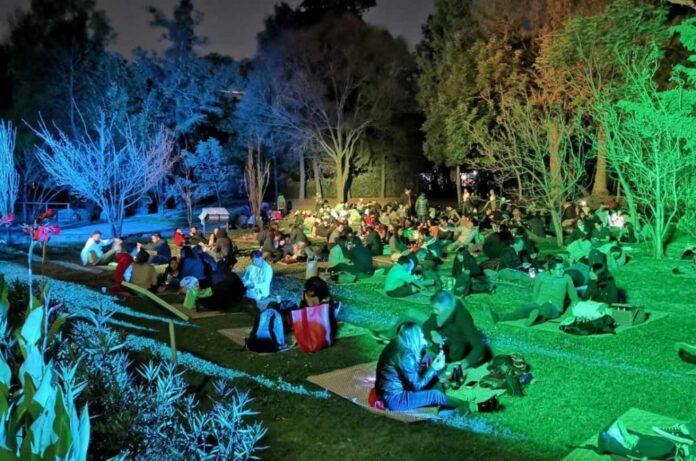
[375,322,463,412]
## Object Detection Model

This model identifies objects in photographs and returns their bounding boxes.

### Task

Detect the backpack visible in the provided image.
[245,308,286,353]
[560,315,617,336]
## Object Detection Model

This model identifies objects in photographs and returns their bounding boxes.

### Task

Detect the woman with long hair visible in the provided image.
[375,322,458,412]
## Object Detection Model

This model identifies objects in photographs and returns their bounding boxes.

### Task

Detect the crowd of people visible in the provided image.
[79,186,686,419]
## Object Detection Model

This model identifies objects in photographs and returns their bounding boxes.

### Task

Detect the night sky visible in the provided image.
[0,0,433,59]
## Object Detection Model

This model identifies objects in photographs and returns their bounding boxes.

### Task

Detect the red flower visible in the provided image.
[38,209,55,220]
[0,214,13,226]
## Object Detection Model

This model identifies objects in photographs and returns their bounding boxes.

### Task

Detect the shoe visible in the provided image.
[653,424,694,445]
[525,309,541,327]
[676,343,696,365]
[483,304,499,323]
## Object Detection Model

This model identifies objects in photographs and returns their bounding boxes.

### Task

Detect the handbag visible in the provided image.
[291,303,333,353]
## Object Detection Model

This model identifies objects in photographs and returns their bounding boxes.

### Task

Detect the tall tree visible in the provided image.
[0,121,19,220]
[242,14,414,202]
[537,0,669,198]
[6,0,113,139]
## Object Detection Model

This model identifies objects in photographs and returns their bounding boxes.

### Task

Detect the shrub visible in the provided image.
[61,311,267,460]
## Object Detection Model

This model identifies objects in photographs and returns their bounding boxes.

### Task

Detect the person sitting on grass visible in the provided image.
[422,291,491,369]
[137,232,171,265]
[485,258,579,326]
[347,238,375,279]
[173,228,186,247]
[186,226,207,246]
[80,231,119,266]
[364,225,384,257]
[242,250,273,301]
[157,256,181,293]
[126,249,158,292]
[389,226,409,262]
[375,322,466,413]
[384,256,425,298]
[328,237,358,279]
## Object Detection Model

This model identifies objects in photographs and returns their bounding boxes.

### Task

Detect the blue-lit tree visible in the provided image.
[31,111,174,237]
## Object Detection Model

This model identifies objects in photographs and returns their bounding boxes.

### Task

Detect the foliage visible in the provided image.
[0,120,19,219]
[30,110,174,237]
[61,311,267,460]
[0,280,90,461]
[4,0,114,141]
[597,19,696,258]
[242,13,415,202]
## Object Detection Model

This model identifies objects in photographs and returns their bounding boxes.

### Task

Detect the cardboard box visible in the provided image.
[610,304,646,326]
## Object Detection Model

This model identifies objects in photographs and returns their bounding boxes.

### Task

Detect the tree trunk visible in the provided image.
[299,151,306,201]
[455,165,462,205]
[550,210,564,247]
[592,127,609,197]
[312,156,322,198]
[380,152,386,199]
[272,154,279,200]
[335,166,346,204]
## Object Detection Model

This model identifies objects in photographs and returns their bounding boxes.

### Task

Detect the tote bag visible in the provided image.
[291,303,333,353]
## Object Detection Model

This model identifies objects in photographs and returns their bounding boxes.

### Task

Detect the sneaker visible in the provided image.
[525,309,541,327]
[653,424,694,445]
[483,304,499,323]
[676,343,696,365]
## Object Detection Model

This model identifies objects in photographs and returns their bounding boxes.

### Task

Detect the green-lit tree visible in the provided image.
[597,19,696,258]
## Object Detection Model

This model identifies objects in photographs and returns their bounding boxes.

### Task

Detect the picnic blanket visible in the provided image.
[562,408,679,461]
[306,362,439,423]
[123,281,234,321]
[498,311,669,336]
[217,327,295,355]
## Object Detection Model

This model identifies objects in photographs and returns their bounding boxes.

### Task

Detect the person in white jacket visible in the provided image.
[80,231,119,266]
[242,250,273,300]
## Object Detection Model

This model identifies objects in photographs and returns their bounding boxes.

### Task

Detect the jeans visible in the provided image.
[384,389,448,411]
[501,302,561,324]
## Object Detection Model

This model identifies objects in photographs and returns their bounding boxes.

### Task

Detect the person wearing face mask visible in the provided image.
[485,258,579,326]
[421,291,491,368]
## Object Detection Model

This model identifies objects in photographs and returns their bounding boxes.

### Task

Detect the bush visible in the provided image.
[61,311,267,460]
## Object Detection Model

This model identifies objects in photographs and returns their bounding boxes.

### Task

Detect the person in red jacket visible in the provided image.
[173,228,186,247]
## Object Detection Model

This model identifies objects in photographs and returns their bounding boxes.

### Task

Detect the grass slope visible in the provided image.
[2,239,695,461]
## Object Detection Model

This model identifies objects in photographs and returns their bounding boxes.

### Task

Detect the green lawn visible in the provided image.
[7,237,696,460]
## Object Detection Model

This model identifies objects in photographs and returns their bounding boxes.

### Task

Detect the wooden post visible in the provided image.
[168,320,177,365]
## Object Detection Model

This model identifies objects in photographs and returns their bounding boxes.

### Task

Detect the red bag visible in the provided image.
[291,304,333,353]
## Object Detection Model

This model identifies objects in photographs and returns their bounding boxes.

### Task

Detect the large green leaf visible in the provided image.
[20,308,44,347]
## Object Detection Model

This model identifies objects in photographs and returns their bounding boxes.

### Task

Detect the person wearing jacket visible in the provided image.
[421,291,491,368]
[138,232,171,265]
[375,322,467,413]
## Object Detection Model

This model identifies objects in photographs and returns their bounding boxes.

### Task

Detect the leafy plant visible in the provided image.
[0,280,90,461]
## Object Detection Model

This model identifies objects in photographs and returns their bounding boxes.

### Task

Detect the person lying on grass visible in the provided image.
[485,257,579,326]
[375,322,468,414]
[384,256,427,298]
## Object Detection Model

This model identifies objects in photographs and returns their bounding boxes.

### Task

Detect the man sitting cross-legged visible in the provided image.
[384,256,425,298]
[136,232,171,265]
[242,250,273,301]
[485,257,579,326]
[80,231,120,266]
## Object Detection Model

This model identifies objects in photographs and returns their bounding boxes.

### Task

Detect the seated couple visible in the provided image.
[374,291,491,413]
